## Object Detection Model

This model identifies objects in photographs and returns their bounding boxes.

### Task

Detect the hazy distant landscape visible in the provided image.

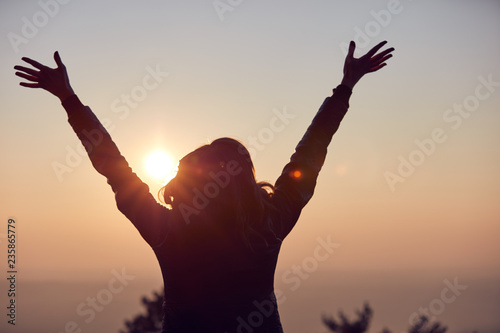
[2,269,498,333]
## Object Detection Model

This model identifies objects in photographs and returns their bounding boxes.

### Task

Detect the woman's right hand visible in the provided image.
[14,51,75,102]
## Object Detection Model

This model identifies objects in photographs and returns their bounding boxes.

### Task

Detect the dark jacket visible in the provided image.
[63,85,352,332]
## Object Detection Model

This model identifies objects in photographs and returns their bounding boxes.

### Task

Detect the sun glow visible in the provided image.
[145,151,177,183]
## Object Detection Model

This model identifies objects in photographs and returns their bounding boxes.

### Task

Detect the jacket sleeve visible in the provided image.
[270,85,352,240]
[62,95,170,248]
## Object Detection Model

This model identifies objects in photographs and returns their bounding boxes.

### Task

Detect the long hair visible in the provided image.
[159,138,275,249]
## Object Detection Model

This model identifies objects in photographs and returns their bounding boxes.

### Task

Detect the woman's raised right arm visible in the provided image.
[14,52,170,248]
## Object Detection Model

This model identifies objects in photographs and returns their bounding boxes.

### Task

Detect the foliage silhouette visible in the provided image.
[120,293,451,333]
[407,316,447,333]
[322,302,448,333]
[119,290,163,333]
[322,302,373,333]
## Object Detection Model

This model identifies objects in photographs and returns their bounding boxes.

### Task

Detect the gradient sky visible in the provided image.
[1,1,499,332]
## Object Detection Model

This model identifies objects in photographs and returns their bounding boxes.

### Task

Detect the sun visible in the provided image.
[145,151,177,183]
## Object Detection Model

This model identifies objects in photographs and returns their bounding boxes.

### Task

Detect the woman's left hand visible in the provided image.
[341,41,394,90]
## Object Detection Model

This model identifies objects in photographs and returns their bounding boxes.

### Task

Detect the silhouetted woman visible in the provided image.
[15,40,393,332]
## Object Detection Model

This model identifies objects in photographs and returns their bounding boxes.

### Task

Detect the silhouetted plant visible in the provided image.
[120,294,452,333]
[322,302,448,333]
[119,289,163,333]
[322,302,373,333]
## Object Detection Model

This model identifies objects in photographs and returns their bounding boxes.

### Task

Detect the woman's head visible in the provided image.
[160,138,274,247]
